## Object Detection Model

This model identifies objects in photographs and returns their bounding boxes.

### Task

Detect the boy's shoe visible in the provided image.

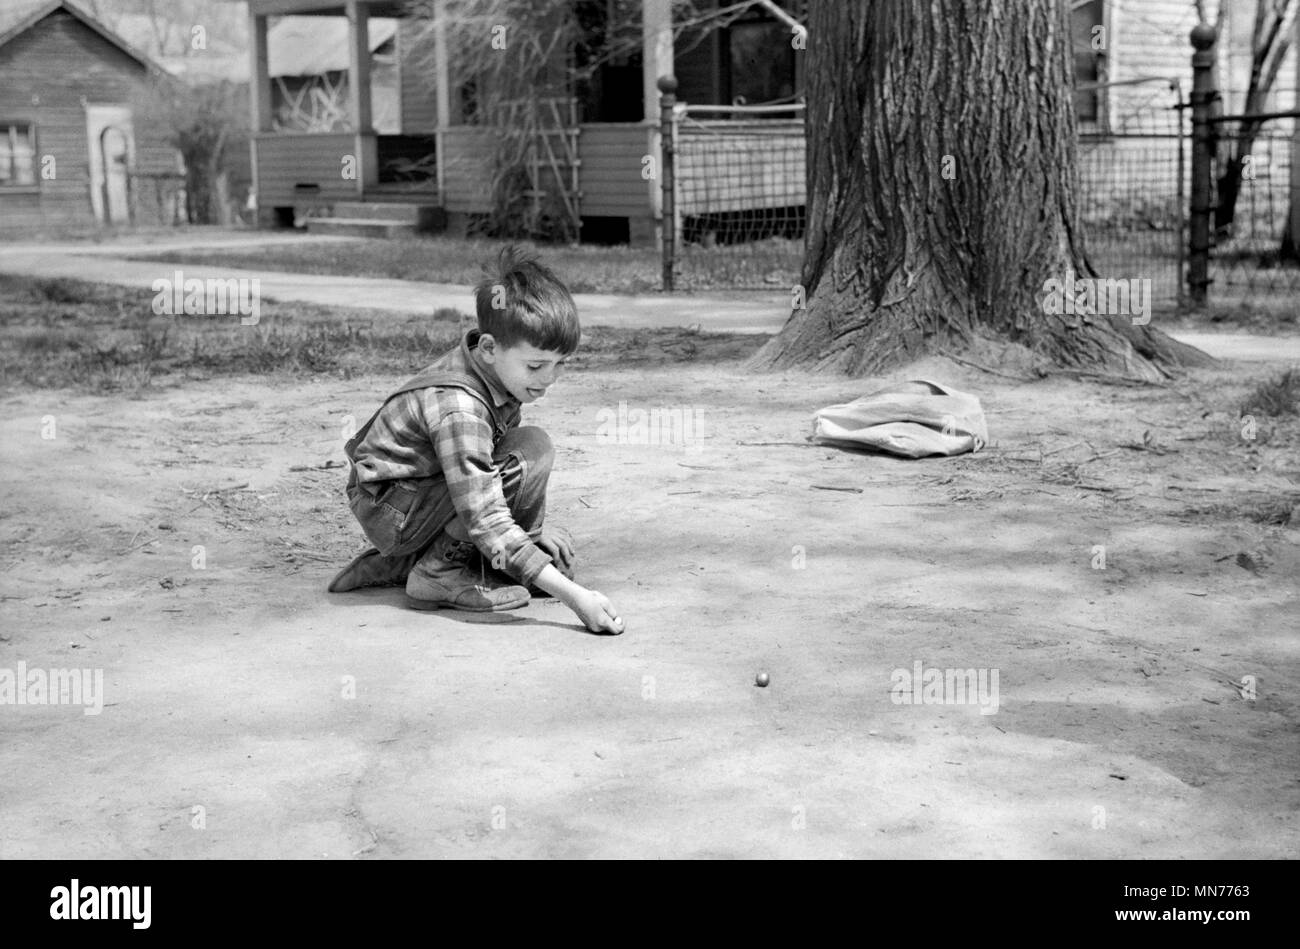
[405,534,530,612]
[327,548,419,592]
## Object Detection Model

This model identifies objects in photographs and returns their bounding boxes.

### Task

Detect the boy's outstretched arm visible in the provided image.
[427,402,624,634]
[533,564,625,635]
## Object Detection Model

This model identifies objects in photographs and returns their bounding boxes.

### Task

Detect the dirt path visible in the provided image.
[1,356,1296,858]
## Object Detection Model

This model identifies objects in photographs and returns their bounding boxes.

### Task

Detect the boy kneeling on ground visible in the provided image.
[327,247,625,635]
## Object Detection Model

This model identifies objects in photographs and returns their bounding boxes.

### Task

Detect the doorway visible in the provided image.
[85,105,135,225]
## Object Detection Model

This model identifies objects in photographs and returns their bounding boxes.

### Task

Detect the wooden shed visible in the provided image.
[0,0,179,231]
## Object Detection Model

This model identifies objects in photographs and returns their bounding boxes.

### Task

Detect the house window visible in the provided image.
[1071,0,1106,126]
[0,122,37,187]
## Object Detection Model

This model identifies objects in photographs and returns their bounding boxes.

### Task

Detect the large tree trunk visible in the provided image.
[749,0,1213,379]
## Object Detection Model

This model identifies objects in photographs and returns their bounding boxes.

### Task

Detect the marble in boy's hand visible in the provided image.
[572,588,624,635]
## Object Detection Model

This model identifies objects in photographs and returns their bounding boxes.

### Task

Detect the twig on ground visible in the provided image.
[119,535,157,554]
[181,482,250,498]
[1048,369,1157,387]
[208,482,250,494]
[1078,448,1122,464]
[1047,370,1192,398]
[811,484,864,493]
[939,351,1036,382]
[1041,440,1087,457]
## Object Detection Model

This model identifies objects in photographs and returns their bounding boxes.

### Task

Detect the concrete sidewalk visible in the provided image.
[0,234,790,335]
[2,235,1298,359]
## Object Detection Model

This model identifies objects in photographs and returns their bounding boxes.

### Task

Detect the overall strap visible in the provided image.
[345,369,503,461]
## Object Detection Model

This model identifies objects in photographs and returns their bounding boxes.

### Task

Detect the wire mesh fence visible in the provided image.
[668,105,805,290]
[659,84,1298,311]
[1207,122,1300,307]
[1076,83,1188,306]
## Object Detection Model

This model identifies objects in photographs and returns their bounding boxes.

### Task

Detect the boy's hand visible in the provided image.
[537,526,575,574]
[570,588,624,635]
[531,563,624,635]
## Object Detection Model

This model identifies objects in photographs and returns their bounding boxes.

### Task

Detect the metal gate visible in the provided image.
[658,90,805,291]
[1075,78,1189,306]
[1203,112,1300,307]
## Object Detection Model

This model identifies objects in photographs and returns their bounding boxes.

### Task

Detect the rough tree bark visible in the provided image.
[748,0,1213,379]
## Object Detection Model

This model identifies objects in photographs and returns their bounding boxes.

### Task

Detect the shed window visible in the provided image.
[0,123,37,187]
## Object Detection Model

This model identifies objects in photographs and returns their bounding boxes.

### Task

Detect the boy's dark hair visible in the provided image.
[474,246,580,354]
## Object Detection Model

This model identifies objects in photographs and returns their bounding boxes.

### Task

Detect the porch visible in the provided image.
[243,0,786,244]
[241,0,675,240]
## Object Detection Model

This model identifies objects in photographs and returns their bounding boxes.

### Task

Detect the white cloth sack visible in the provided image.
[811,379,988,458]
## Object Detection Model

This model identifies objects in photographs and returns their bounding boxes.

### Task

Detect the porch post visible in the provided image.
[346,0,373,134]
[641,0,673,247]
[346,0,375,196]
[248,11,271,223]
[642,0,672,124]
[249,13,272,133]
[433,0,450,198]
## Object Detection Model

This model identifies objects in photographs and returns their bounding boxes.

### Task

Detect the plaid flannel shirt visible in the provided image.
[350,331,553,585]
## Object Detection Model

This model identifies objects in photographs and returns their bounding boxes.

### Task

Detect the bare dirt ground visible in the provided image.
[1,351,1297,858]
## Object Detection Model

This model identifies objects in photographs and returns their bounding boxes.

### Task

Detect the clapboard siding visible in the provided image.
[0,8,175,229]
[253,132,362,206]
[577,123,651,216]
[1103,0,1297,124]
[438,124,651,218]
[439,126,493,212]
[1081,0,1295,210]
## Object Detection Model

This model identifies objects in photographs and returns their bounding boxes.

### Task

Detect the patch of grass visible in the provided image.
[31,277,97,304]
[0,273,122,307]
[1240,368,1300,417]
[1163,295,1300,335]
[123,233,802,294]
[0,274,763,393]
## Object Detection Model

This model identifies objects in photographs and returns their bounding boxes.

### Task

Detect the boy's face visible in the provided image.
[476,335,569,404]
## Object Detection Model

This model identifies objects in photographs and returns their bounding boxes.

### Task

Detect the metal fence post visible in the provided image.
[658,75,677,292]
[1174,79,1186,304]
[1188,24,1218,305]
